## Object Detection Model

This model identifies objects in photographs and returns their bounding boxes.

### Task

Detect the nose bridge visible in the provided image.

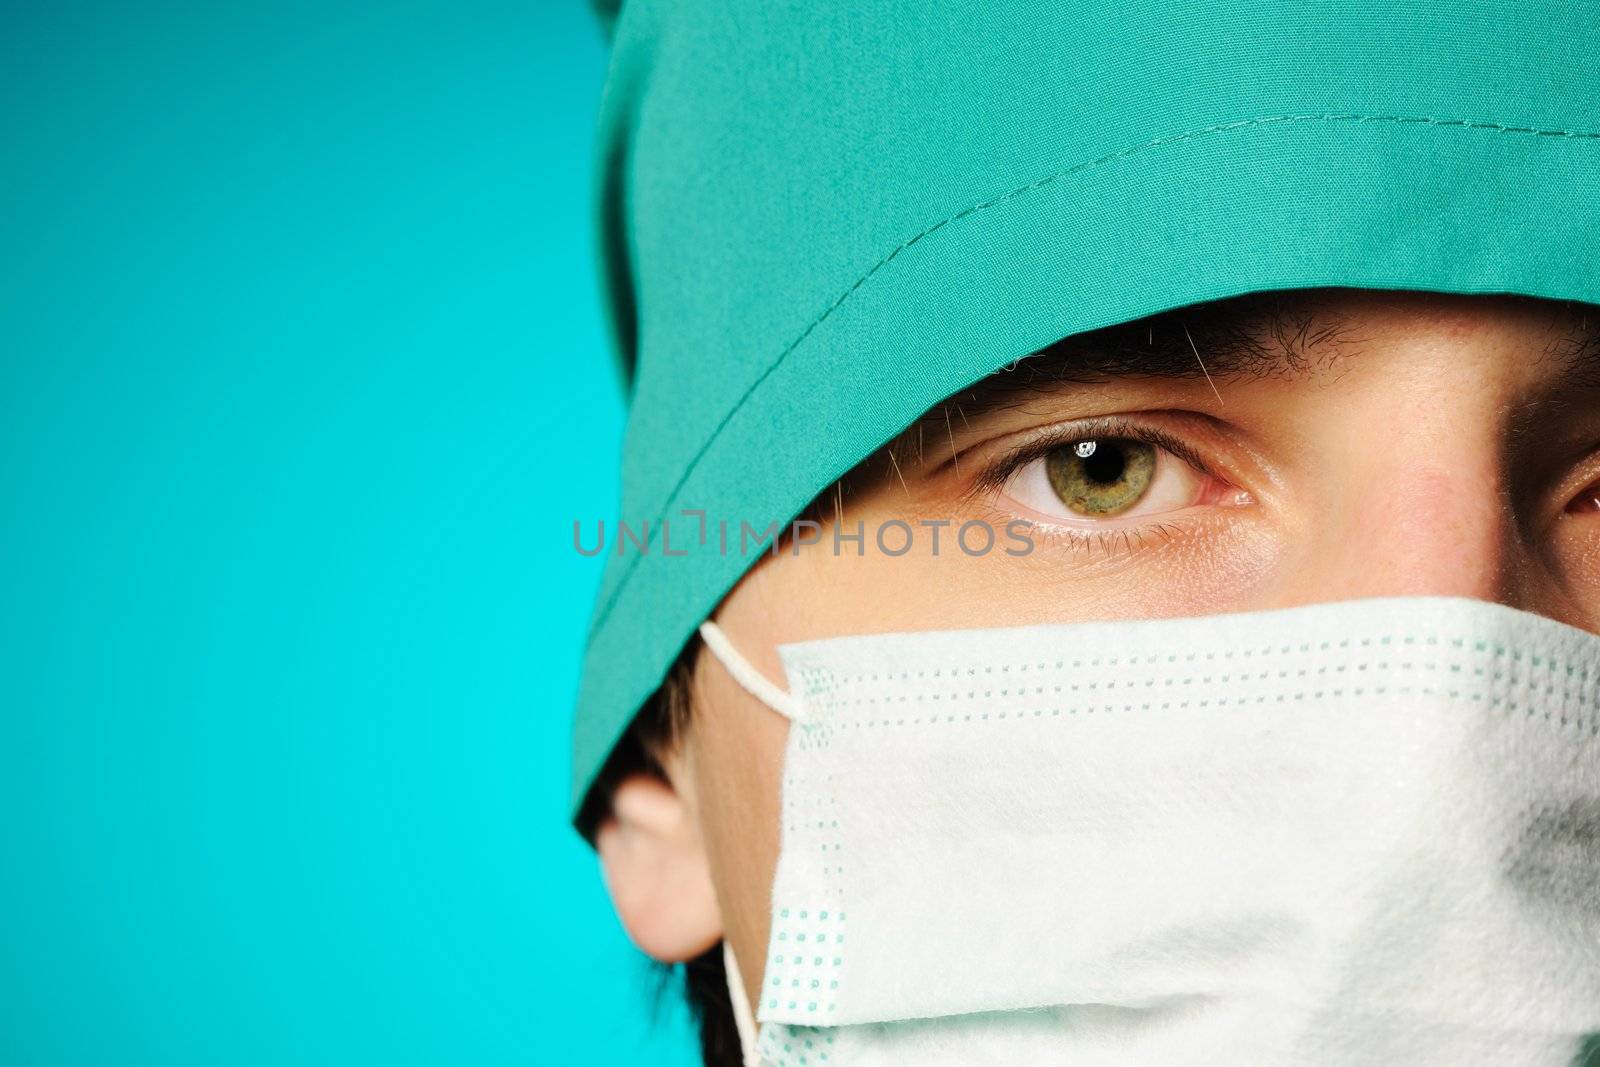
[1314,417,1520,603]
[1374,462,1511,596]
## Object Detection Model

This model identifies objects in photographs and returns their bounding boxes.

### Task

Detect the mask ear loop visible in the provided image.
[697,620,802,721]
[722,939,764,1067]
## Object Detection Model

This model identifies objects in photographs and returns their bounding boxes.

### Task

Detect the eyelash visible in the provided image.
[1016,520,1190,557]
[967,414,1219,497]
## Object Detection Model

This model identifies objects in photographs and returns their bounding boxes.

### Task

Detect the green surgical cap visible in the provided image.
[572,0,1600,823]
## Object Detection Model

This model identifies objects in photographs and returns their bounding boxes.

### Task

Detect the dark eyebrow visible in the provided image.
[946,288,1600,413]
[820,289,1356,507]
[1544,307,1600,390]
[942,287,1361,416]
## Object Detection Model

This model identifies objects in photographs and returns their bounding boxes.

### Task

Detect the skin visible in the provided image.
[595,288,1600,1015]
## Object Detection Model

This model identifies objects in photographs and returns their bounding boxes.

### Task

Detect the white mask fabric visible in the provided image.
[699,596,1600,1066]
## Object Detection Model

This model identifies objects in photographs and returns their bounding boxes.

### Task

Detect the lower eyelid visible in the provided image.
[1024,521,1188,557]
[1007,502,1211,534]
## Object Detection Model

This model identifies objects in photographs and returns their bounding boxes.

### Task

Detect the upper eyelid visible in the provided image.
[1566,466,1600,511]
[968,415,1216,495]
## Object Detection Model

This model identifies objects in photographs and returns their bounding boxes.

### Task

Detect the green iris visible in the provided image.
[1044,438,1156,516]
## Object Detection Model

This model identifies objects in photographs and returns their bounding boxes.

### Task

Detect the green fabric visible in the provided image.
[573,0,1600,819]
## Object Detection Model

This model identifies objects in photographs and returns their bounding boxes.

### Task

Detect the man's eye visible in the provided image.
[1003,437,1221,523]
[1570,480,1600,514]
[1045,438,1157,516]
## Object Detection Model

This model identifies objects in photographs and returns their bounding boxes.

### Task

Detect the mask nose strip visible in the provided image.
[697,620,802,721]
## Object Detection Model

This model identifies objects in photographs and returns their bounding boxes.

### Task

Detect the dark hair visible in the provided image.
[577,635,746,1065]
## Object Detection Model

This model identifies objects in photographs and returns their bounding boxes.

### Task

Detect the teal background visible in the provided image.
[1,2,697,1063]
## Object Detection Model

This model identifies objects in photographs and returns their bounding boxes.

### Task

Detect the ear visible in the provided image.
[595,773,724,962]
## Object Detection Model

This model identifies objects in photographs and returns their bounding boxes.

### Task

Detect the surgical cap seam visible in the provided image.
[588,111,1600,642]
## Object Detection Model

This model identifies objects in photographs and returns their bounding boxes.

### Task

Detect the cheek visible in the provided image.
[1553,518,1600,623]
[1142,518,1282,612]
[925,510,1285,630]
[685,664,791,999]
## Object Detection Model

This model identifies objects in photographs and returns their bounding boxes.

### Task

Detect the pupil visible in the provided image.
[1082,442,1125,484]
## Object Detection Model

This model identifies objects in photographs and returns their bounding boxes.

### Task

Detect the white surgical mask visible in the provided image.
[698,596,1600,1066]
